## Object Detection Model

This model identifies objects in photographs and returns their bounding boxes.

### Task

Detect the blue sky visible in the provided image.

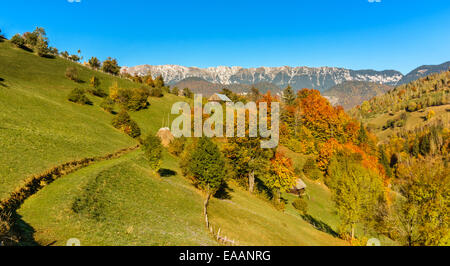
[1,0,449,74]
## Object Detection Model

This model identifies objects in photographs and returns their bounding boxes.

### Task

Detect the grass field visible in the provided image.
[17,150,217,246]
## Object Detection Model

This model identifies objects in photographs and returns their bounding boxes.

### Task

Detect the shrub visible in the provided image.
[142,135,163,171]
[65,67,79,82]
[100,97,115,113]
[67,88,91,105]
[149,87,163,97]
[168,137,186,156]
[111,110,141,138]
[292,198,308,215]
[10,34,25,48]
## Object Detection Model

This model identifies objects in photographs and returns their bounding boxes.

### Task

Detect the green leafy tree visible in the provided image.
[328,152,384,240]
[224,136,273,193]
[142,135,163,172]
[187,137,226,219]
[154,75,165,88]
[102,57,120,75]
[391,158,449,246]
[10,34,25,48]
[88,57,101,69]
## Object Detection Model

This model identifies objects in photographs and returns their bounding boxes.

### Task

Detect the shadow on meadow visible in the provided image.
[300,213,339,238]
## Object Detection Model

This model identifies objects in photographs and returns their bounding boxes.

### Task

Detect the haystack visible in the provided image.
[156,127,174,147]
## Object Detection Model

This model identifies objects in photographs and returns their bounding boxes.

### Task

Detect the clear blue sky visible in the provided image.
[1,0,449,74]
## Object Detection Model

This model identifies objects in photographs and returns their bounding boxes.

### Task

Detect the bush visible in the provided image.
[292,198,308,215]
[65,67,79,82]
[10,34,26,48]
[142,135,163,170]
[168,137,186,156]
[67,88,91,105]
[111,110,141,138]
[303,158,323,180]
[100,97,115,113]
[149,87,163,97]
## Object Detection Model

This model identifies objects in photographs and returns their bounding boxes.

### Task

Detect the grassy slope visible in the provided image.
[0,41,144,200]
[18,150,216,246]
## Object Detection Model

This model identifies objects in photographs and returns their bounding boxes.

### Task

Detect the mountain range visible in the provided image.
[121,61,449,96]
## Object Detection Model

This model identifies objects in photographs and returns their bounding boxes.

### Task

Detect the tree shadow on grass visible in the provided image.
[214,181,234,200]
[255,177,274,200]
[158,168,177,177]
[300,214,339,238]
[10,212,40,246]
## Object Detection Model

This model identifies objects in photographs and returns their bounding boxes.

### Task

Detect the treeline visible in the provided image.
[352,70,449,119]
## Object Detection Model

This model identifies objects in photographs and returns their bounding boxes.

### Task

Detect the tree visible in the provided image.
[88,57,101,69]
[102,57,120,75]
[187,137,226,225]
[182,87,193,98]
[10,34,25,48]
[142,135,163,172]
[282,85,296,105]
[224,136,273,193]
[328,152,384,240]
[391,158,449,246]
[171,86,180,95]
[267,152,297,203]
[69,54,80,62]
[250,87,260,101]
[154,75,165,88]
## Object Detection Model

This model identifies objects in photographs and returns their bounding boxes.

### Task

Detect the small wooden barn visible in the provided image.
[290,178,307,196]
[208,93,232,103]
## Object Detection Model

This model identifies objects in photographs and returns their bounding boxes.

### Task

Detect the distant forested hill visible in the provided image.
[322,81,393,110]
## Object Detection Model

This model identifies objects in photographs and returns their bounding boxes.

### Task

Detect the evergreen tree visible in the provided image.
[282,85,296,105]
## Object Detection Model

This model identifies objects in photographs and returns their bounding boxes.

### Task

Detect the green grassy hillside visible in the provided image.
[17,150,217,246]
[0,41,139,200]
